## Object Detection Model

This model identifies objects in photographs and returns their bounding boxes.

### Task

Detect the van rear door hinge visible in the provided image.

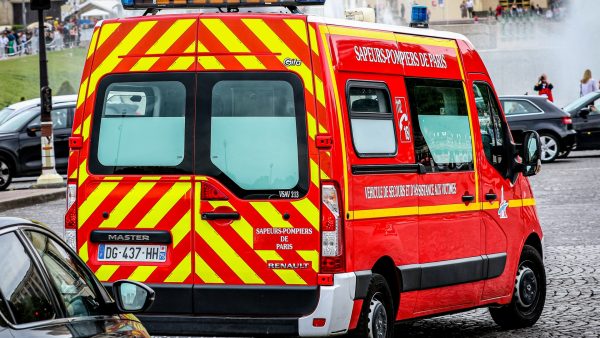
[315,134,333,149]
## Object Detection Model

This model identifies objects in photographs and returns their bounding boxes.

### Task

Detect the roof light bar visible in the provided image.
[121,0,326,10]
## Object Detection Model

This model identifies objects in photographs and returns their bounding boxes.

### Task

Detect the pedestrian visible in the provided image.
[495,2,503,19]
[0,33,6,58]
[534,74,554,102]
[460,0,468,18]
[400,3,406,22]
[466,0,474,18]
[580,69,598,97]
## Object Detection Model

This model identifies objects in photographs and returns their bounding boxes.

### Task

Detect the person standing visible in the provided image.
[534,74,555,102]
[495,2,503,19]
[400,3,406,23]
[466,0,474,18]
[460,0,468,18]
[580,69,598,96]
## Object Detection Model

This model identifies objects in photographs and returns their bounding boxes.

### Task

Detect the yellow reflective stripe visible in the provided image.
[482,201,500,210]
[209,201,254,247]
[201,19,265,69]
[131,19,196,71]
[165,253,191,283]
[353,206,419,220]
[309,159,319,187]
[95,265,119,282]
[307,113,317,140]
[128,266,157,282]
[76,78,88,109]
[296,250,319,272]
[86,29,99,59]
[327,25,396,41]
[242,19,313,94]
[78,241,89,263]
[96,23,121,52]
[78,159,88,186]
[81,115,91,141]
[420,203,480,215]
[314,76,326,107]
[308,25,320,56]
[136,182,190,229]
[171,211,191,248]
[522,198,536,206]
[291,198,320,230]
[196,220,264,284]
[195,253,224,284]
[88,21,157,99]
[284,19,308,45]
[320,169,330,180]
[99,182,157,228]
[78,179,121,228]
[169,56,195,70]
[395,33,457,48]
[256,250,307,285]
[197,42,225,70]
[250,202,293,228]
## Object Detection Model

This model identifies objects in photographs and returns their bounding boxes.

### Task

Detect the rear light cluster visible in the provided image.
[320,183,345,273]
[64,182,77,250]
[562,116,573,130]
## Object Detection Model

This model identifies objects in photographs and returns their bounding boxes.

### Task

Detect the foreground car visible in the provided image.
[0,218,154,338]
[500,95,576,162]
[563,91,600,151]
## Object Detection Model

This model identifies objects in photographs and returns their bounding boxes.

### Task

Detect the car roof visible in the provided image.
[6,94,78,111]
[499,95,547,101]
[0,217,39,229]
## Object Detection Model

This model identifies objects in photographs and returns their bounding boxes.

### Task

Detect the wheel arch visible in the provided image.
[371,256,401,317]
[0,149,17,172]
[524,232,543,258]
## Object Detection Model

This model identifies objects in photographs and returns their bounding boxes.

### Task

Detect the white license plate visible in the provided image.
[98,244,167,262]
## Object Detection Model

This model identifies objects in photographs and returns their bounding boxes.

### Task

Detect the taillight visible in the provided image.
[320,183,345,273]
[562,116,573,125]
[201,181,229,201]
[64,182,77,250]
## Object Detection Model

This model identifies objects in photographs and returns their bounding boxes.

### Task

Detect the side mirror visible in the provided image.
[112,280,155,313]
[580,108,591,118]
[26,124,41,137]
[520,130,542,177]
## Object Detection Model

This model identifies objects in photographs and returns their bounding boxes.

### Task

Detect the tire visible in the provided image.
[489,245,546,329]
[353,274,395,338]
[538,133,560,163]
[0,157,12,191]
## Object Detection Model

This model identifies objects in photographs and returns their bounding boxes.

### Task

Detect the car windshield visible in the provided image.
[564,92,600,113]
[0,108,15,125]
[0,109,38,133]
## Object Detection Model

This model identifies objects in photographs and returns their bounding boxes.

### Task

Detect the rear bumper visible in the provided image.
[562,132,577,151]
[109,272,369,337]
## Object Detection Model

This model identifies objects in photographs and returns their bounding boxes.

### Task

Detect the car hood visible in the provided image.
[0,132,18,141]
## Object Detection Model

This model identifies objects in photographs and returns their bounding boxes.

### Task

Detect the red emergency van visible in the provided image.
[66,1,546,336]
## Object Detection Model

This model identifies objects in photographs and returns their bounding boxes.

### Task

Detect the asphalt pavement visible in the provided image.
[2,151,600,337]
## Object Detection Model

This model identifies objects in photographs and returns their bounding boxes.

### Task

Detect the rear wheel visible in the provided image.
[489,245,546,329]
[0,157,12,191]
[539,133,560,163]
[353,274,394,338]
[557,150,571,159]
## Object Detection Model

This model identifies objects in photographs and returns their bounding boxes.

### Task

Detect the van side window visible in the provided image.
[405,78,474,172]
[90,73,195,175]
[473,82,507,173]
[346,82,396,157]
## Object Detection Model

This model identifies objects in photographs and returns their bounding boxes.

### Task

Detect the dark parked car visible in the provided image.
[0,95,76,190]
[500,95,576,162]
[0,218,154,338]
[563,90,600,151]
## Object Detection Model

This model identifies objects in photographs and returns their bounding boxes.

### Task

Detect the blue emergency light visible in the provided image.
[410,5,429,28]
[121,0,326,10]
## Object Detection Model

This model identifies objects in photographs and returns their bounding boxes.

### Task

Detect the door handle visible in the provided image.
[462,193,475,203]
[201,212,240,221]
[485,193,498,201]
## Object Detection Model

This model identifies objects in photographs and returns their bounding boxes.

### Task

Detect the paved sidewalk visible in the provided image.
[0,187,66,213]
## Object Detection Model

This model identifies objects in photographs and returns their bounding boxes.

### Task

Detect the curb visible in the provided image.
[0,189,66,213]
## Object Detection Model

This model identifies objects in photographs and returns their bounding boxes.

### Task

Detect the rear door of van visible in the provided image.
[191,15,322,316]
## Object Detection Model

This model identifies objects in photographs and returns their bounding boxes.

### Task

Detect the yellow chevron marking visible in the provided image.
[284,19,308,46]
[128,266,157,282]
[242,19,313,94]
[169,41,197,71]
[171,211,191,248]
[99,182,157,228]
[165,253,191,283]
[78,179,122,228]
[314,76,326,107]
[250,202,293,228]
[209,201,254,247]
[201,19,265,70]
[320,170,330,180]
[88,21,157,99]
[130,19,196,71]
[78,159,89,186]
[136,183,190,229]
[195,253,224,284]
[308,25,320,56]
[256,250,307,285]
[140,176,162,181]
[196,221,264,284]
[297,250,319,272]
[95,265,119,282]
[291,198,319,230]
[307,113,317,140]
[197,42,225,70]
[81,115,91,141]
[76,78,88,109]
[86,29,99,59]
[309,159,319,187]
[96,23,121,52]
[78,241,89,263]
